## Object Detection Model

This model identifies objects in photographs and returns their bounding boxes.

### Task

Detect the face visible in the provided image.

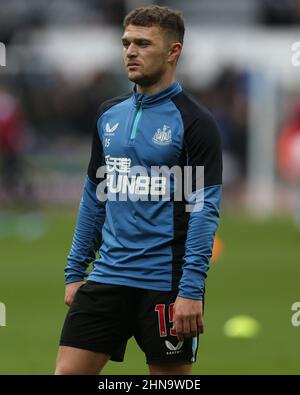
[122,24,172,87]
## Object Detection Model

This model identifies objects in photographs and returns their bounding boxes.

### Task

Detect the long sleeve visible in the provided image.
[64,120,106,284]
[178,113,223,300]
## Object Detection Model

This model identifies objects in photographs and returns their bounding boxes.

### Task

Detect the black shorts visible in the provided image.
[59,281,200,364]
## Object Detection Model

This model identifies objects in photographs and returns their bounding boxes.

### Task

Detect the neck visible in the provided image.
[136,73,176,96]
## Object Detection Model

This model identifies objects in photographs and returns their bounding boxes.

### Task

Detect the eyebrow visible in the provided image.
[121,37,152,45]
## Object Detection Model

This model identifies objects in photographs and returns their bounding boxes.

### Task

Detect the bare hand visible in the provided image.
[64,281,85,306]
[172,296,204,340]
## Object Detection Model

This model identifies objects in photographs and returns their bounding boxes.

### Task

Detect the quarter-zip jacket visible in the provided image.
[65,82,222,300]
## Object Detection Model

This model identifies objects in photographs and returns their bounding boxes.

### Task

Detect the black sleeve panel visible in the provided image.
[87,122,104,184]
[172,91,223,189]
[87,93,131,184]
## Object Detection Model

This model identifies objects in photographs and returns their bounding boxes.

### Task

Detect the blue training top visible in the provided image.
[65,81,223,300]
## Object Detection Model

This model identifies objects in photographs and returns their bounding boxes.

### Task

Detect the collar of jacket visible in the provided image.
[132,81,182,108]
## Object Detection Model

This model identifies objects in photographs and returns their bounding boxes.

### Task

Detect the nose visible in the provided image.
[126,43,138,58]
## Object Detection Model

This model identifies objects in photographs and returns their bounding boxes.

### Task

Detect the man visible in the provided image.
[55,5,222,375]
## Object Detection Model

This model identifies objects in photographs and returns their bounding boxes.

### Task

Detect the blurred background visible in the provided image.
[0,0,300,374]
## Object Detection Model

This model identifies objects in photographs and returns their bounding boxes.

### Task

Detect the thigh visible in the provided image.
[148,362,192,375]
[59,281,135,363]
[134,290,199,365]
[55,346,110,375]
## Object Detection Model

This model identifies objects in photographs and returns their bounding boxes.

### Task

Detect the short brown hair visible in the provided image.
[123,5,185,44]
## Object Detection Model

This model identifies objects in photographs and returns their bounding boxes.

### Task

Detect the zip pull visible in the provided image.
[136,99,142,110]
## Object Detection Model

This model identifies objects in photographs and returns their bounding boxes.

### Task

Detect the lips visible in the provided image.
[127,63,140,67]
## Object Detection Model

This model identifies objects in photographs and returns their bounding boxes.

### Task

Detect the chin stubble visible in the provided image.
[128,69,164,87]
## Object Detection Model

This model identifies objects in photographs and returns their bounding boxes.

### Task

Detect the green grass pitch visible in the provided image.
[0,211,299,374]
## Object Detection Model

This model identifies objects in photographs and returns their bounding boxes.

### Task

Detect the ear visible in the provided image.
[168,42,182,63]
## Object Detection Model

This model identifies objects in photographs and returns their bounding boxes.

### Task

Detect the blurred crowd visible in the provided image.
[0,0,126,45]
[1,0,300,207]
[2,0,300,45]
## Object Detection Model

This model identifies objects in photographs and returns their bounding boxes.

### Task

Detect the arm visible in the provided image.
[64,175,105,284]
[173,113,223,339]
[64,117,106,303]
